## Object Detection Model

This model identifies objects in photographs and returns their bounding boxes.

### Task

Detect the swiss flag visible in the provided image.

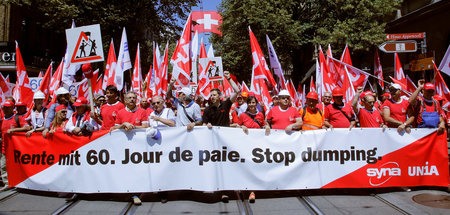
[13,41,34,112]
[171,14,192,87]
[192,11,222,36]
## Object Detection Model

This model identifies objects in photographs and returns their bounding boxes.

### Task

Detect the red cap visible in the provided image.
[3,100,14,107]
[55,104,67,113]
[73,97,88,106]
[433,94,444,101]
[361,91,373,98]
[332,87,344,96]
[424,83,435,90]
[241,91,248,98]
[15,101,26,106]
[306,91,319,100]
[381,93,390,98]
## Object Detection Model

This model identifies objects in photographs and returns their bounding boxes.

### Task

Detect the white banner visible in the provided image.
[8,128,448,193]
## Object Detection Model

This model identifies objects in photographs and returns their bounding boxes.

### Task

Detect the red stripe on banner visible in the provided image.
[322,131,449,188]
[6,131,109,187]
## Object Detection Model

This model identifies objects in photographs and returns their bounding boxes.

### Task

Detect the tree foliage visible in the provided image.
[211,0,401,84]
[6,0,199,69]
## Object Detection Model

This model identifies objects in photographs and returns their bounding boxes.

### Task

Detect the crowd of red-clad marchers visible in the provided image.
[0,70,448,203]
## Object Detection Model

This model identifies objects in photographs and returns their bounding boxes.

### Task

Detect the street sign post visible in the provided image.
[386,33,424,40]
[378,40,417,53]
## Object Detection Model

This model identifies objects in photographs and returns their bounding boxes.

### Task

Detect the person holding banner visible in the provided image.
[202,71,240,128]
[65,97,100,135]
[94,85,125,131]
[298,91,325,130]
[167,78,202,131]
[25,91,47,137]
[352,87,386,129]
[112,92,149,132]
[265,90,302,134]
[382,83,414,133]
[408,81,446,134]
[148,96,176,128]
[42,87,74,138]
[238,95,266,134]
[49,105,68,134]
[324,87,355,129]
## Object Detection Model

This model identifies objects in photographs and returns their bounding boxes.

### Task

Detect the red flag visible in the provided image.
[329,57,369,89]
[171,14,192,87]
[192,11,222,36]
[433,62,450,101]
[249,27,277,88]
[223,78,233,97]
[49,59,64,97]
[145,66,153,99]
[319,48,338,95]
[38,63,52,102]
[310,77,316,93]
[132,44,143,100]
[340,44,353,66]
[374,49,384,89]
[0,69,10,94]
[288,79,299,108]
[94,75,103,96]
[259,79,273,111]
[406,75,417,94]
[242,81,250,94]
[156,42,169,98]
[103,39,117,89]
[342,67,356,105]
[78,69,99,99]
[13,41,34,112]
[389,76,408,91]
[394,53,407,87]
[38,71,44,78]
[326,44,333,64]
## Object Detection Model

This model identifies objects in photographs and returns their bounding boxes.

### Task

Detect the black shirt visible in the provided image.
[202,98,233,127]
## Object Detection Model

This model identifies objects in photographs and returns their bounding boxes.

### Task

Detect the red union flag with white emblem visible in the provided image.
[249,27,277,89]
[329,57,369,89]
[171,14,192,87]
[131,44,142,100]
[38,63,53,103]
[192,11,222,36]
[103,39,117,89]
[13,41,34,111]
[394,53,407,87]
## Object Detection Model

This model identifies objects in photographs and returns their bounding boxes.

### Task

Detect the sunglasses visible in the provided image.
[152,101,161,105]
[61,111,67,114]
[279,96,290,100]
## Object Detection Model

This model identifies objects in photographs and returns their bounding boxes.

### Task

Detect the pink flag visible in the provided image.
[249,27,277,88]
[171,14,192,87]
[103,39,117,89]
[13,41,34,112]
[131,44,143,100]
[394,53,407,87]
[374,49,384,89]
[38,63,52,102]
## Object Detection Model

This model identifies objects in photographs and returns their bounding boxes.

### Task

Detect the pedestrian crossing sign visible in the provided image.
[66,24,104,65]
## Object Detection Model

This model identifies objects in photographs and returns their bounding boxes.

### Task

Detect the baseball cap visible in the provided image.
[306,91,319,100]
[73,97,88,107]
[55,104,67,112]
[241,91,248,98]
[361,91,374,98]
[332,87,344,96]
[55,87,70,95]
[424,83,435,91]
[33,91,46,99]
[278,90,290,97]
[390,83,402,90]
[178,87,192,97]
[16,101,26,106]
[3,100,14,107]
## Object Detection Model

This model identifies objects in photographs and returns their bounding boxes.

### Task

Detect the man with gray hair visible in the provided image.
[167,78,202,130]
[148,96,176,128]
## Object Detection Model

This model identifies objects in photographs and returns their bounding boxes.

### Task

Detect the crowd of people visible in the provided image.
[0,70,448,203]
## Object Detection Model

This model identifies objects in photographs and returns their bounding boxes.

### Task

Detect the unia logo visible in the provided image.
[366,162,401,186]
[408,162,439,176]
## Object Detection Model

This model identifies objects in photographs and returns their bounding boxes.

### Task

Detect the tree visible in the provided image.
[211,0,401,84]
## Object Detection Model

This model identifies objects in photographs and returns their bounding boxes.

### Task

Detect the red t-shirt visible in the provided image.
[115,107,148,126]
[145,108,154,119]
[1,114,28,153]
[238,112,265,128]
[101,101,125,130]
[325,103,354,128]
[266,106,300,130]
[357,107,383,128]
[381,98,410,127]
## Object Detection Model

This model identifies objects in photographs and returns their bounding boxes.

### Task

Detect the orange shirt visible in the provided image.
[299,107,324,130]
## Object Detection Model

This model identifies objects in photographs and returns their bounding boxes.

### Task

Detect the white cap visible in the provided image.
[390,83,402,90]
[33,91,45,99]
[178,87,192,97]
[278,90,290,97]
[55,87,70,95]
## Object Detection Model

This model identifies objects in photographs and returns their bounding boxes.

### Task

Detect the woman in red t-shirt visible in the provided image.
[238,96,265,134]
[49,105,68,134]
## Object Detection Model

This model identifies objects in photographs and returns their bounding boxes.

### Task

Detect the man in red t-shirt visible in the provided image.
[382,83,414,133]
[112,92,149,132]
[317,91,332,117]
[324,87,355,129]
[0,100,30,188]
[408,81,446,134]
[352,87,386,129]
[265,90,302,134]
[93,85,125,130]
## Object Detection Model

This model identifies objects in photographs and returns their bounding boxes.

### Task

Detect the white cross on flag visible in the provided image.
[192,11,222,36]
